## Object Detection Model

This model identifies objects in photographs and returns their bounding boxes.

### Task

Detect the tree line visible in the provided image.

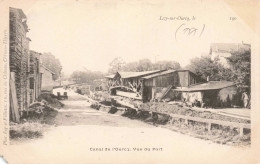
[108,58,181,73]
[68,48,250,93]
[41,52,62,81]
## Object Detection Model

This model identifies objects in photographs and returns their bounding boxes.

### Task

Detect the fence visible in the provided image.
[169,113,250,137]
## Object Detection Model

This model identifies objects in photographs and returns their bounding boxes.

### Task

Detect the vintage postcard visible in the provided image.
[0,0,260,163]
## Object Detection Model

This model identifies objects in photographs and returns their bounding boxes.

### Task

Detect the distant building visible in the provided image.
[210,42,250,68]
[40,64,55,92]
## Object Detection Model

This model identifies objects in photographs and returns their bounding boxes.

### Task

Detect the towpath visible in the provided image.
[5,89,256,164]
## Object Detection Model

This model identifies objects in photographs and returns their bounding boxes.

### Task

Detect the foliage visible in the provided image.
[108,57,181,73]
[153,60,181,70]
[41,52,62,80]
[122,61,139,72]
[70,70,104,84]
[226,49,251,91]
[186,49,251,92]
[108,57,125,74]
[186,55,232,81]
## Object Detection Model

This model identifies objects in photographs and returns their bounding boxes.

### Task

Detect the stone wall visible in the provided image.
[10,8,30,111]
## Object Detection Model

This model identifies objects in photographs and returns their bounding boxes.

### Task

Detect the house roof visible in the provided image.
[104,74,115,79]
[105,70,161,79]
[174,81,236,92]
[141,69,176,79]
[40,64,55,75]
[118,70,161,78]
[210,43,250,53]
[141,69,200,80]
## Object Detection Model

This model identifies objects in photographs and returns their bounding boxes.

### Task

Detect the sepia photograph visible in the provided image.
[0,0,260,163]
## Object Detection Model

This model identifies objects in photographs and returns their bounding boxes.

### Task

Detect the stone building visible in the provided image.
[40,64,55,92]
[9,7,30,112]
[9,7,60,122]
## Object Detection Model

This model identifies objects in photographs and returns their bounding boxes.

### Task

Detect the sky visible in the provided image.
[11,0,255,75]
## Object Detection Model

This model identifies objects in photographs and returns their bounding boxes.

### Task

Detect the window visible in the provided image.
[30,77,34,89]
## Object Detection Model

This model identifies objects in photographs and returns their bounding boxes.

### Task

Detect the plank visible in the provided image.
[116,90,142,100]
[10,72,20,122]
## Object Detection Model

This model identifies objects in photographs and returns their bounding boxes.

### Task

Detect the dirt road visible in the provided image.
[5,90,257,164]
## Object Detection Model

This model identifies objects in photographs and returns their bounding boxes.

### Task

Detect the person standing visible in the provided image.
[242,92,249,108]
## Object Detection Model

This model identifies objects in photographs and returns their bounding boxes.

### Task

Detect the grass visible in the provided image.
[10,122,50,140]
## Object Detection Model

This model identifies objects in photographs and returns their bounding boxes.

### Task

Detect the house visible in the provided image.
[40,64,55,92]
[174,81,240,108]
[105,69,205,102]
[141,70,205,101]
[9,7,31,112]
[29,51,42,103]
[210,42,250,68]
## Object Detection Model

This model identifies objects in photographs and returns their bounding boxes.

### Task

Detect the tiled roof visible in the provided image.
[174,81,236,92]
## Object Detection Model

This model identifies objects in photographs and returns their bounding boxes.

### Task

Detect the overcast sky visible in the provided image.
[14,0,254,75]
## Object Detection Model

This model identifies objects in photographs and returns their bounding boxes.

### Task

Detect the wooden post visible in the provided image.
[208,123,212,131]
[185,119,189,125]
[239,127,244,137]
[10,72,20,123]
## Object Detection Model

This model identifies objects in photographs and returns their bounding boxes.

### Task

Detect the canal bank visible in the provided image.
[87,94,251,146]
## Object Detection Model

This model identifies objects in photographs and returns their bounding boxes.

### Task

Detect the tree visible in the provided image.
[136,59,153,71]
[70,70,103,84]
[109,58,181,73]
[226,49,251,92]
[122,62,139,72]
[108,57,125,74]
[41,52,62,80]
[153,60,181,70]
[186,49,251,93]
[186,55,233,81]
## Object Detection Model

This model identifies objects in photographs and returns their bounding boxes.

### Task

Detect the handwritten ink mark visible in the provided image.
[199,24,205,37]
[175,23,205,42]
[183,27,198,36]
[175,23,185,42]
